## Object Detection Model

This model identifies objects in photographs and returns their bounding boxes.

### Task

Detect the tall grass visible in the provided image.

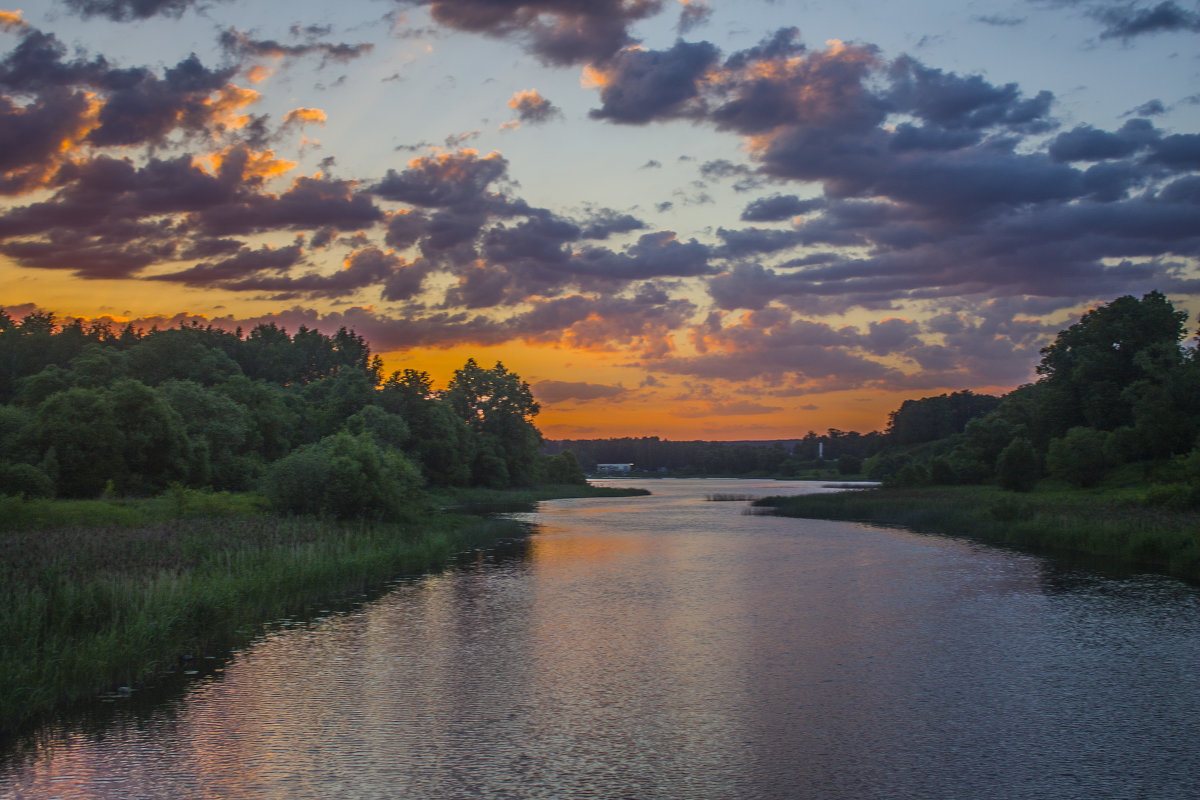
[754,486,1200,581]
[0,491,525,735]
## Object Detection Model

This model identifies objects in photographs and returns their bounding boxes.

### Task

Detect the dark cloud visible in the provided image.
[154,243,306,286]
[160,246,419,301]
[219,28,375,66]
[588,39,720,124]
[372,150,512,210]
[741,194,824,222]
[1048,119,1158,162]
[0,24,247,157]
[887,56,1054,134]
[1147,133,1200,170]
[1094,1,1200,39]
[532,380,628,403]
[407,0,666,66]
[63,0,209,21]
[715,226,805,257]
[1127,99,1166,117]
[194,173,384,236]
[579,209,646,239]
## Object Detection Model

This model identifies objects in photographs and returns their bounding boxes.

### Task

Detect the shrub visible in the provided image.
[1046,427,1112,488]
[996,437,1039,492]
[837,455,863,475]
[928,457,956,485]
[263,432,423,520]
[0,462,55,498]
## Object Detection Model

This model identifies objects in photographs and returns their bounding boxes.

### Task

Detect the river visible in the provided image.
[3,478,1199,799]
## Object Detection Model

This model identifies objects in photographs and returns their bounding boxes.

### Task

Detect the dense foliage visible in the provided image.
[0,310,581,516]
[863,292,1200,503]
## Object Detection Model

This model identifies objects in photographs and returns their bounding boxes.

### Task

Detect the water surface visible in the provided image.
[3,478,1199,799]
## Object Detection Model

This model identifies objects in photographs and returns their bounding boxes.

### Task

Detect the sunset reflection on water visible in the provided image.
[4,479,1200,800]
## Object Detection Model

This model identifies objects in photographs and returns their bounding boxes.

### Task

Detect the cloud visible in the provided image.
[1094,1,1200,39]
[507,89,562,124]
[532,380,629,403]
[63,0,211,21]
[407,0,667,66]
[677,0,712,33]
[219,28,375,67]
[586,39,720,124]
[372,149,512,210]
[740,194,824,222]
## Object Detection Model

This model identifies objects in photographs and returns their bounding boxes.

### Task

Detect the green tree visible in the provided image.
[1036,291,1188,433]
[996,437,1039,492]
[32,387,124,497]
[104,379,191,494]
[263,431,422,520]
[1046,427,1112,488]
[446,359,542,486]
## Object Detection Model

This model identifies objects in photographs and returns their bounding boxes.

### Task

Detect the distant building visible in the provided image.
[596,463,634,473]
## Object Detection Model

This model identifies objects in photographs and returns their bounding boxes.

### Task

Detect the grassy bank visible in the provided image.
[754,485,1200,581]
[0,484,622,736]
[431,482,651,513]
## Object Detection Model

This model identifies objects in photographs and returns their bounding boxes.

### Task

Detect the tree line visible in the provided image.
[0,311,586,519]
[545,430,886,477]
[864,291,1200,499]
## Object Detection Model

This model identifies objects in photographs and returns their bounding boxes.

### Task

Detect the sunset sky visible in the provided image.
[1,0,1198,439]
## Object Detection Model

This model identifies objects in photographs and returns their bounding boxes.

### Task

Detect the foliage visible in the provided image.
[539,450,588,485]
[885,390,1001,445]
[263,432,423,521]
[1046,427,1112,488]
[996,437,1039,492]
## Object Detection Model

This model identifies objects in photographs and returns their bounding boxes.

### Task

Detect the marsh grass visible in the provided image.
[430,483,651,513]
[0,491,524,735]
[754,485,1200,581]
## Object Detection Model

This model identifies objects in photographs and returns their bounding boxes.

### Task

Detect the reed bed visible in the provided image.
[753,486,1200,581]
[0,498,522,735]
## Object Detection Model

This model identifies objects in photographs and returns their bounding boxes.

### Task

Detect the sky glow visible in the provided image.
[1,0,1198,439]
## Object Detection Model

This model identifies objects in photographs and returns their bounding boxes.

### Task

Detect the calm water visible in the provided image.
[4,478,1200,800]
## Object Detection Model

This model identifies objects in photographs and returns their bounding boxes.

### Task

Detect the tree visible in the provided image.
[104,379,190,495]
[1036,291,1188,433]
[263,432,422,520]
[32,387,124,497]
[1046,427,1112,488]
[446,359,542,486]
[996,437,1039,492]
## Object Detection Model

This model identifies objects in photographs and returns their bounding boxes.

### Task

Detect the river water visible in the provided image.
[3,478,1200,800]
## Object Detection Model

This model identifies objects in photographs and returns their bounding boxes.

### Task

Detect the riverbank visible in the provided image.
[754,485,1200,581]
[0,483,645,736]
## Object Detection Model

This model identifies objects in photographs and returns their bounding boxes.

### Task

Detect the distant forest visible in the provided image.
[0,310,585,519]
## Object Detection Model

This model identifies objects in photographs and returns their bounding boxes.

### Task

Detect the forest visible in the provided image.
[0,310,586,519]
[862,290,1200,500]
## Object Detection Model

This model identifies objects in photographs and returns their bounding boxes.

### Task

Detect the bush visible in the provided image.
[996,437,1039,492]
[836,455,863,475]
[928,457,956,485]
[263,432,423,520]
[1046,427,1112,488]
[540,450,587,485]
[0,462,55,498]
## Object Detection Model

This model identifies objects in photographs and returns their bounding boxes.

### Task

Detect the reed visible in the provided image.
[753,486,1200,581]
[0,494,524,735]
